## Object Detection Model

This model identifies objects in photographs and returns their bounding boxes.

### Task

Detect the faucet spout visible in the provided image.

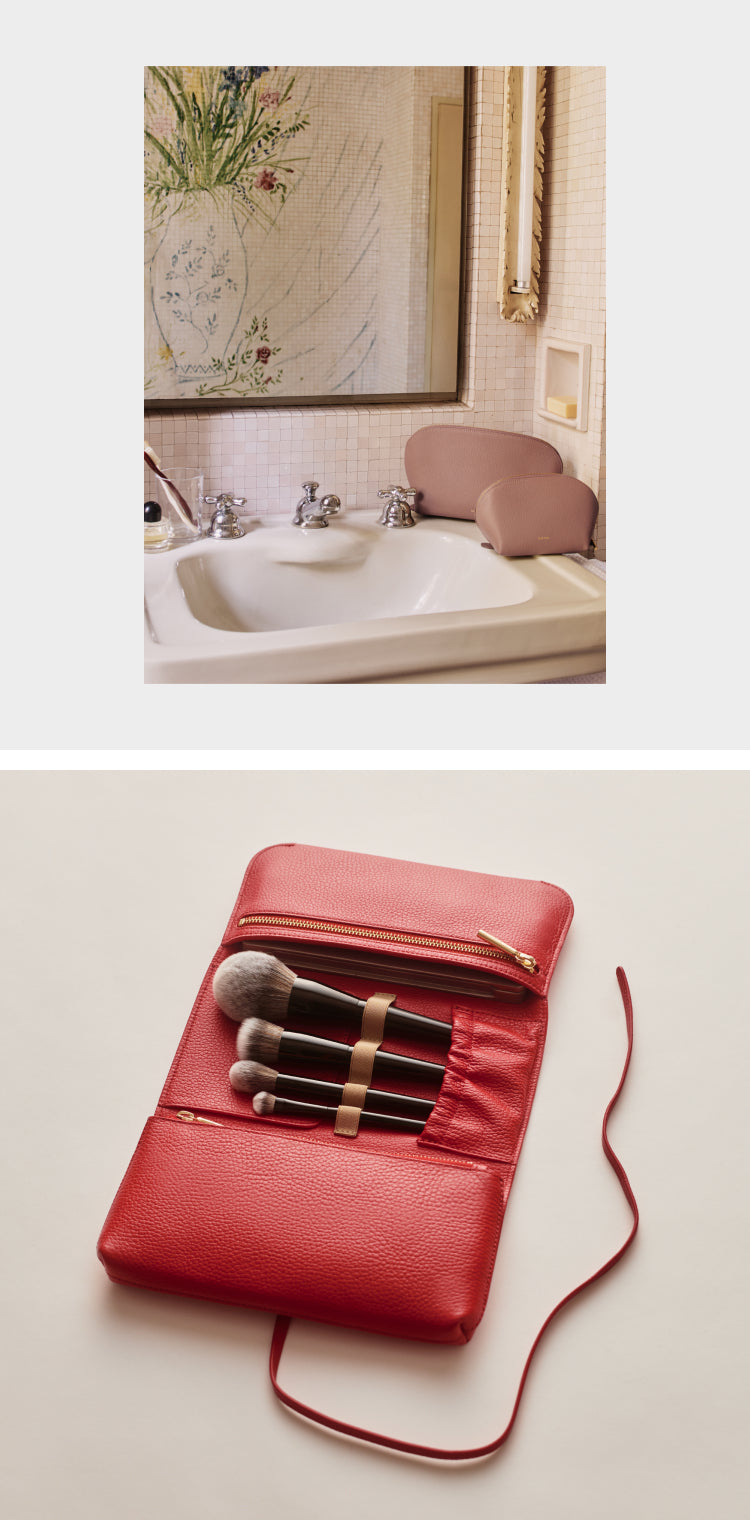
[293,481,342,528]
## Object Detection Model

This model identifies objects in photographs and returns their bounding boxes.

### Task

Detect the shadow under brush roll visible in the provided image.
[213,950,453,1046]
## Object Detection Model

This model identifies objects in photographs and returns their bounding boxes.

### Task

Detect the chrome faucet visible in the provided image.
[293,481,342,528]
[204,493,247,539]
[376,485,419,528]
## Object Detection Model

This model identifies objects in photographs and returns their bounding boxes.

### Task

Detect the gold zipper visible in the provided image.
[175,1110,223,1126]
[236,915,539,974]
[476,929,538,973]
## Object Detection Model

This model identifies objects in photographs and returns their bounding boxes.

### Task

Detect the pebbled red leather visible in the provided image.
[222,842,574,995]
[420,1000,548,1164]
[99,1118,505,1341]
[268,968,638,1459]
[97,846,574,1345]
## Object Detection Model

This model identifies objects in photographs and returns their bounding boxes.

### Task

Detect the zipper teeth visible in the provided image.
[237,915,536,970]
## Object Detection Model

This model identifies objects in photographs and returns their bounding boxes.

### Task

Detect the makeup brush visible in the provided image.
[237,1018,446,1087]
[229,1060,435,1122]
[252,1091,425,1134]
[214,950,452,1047]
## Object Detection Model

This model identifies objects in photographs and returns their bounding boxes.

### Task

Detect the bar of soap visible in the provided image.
[547,394,577,419]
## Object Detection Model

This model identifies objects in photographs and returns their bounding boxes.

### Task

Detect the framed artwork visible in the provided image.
[144,66,465,407]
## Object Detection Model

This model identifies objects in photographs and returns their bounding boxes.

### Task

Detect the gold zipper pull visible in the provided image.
[477,930,539,973]
[175,1109,223,1126]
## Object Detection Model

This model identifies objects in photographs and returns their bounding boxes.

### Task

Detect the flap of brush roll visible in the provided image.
[334,993,396,1138]
[223,844,575,997]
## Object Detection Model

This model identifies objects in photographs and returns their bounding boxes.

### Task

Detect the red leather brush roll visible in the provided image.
[98,844,573,1344]
[97,845,640,1463]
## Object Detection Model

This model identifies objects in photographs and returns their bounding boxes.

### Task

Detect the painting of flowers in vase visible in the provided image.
[145,66,466,404]
[144,66,310,398]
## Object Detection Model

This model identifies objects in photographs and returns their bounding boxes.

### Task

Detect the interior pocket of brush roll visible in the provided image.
[417,995,549,1164]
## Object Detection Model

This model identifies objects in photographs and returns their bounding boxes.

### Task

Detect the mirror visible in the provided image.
[144,66,466,408]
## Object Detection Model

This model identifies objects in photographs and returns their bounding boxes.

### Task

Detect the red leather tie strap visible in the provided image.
[269,967,639,1461]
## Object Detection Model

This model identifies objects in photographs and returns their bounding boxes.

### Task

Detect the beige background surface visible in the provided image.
[1,770,748,1517]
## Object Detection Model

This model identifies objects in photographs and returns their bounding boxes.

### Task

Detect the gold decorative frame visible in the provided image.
[497,67,546,322]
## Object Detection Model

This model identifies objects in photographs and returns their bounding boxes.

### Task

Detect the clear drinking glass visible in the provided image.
[146,468,204,546]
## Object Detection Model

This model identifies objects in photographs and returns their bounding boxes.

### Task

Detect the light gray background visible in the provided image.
[1,770,748,1518]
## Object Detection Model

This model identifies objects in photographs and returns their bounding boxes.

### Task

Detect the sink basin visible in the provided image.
[177,520,533,633]
[145,512,605,683]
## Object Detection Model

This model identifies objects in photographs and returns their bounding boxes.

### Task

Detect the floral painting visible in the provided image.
[145,67,465,403]
[144,66,310,398]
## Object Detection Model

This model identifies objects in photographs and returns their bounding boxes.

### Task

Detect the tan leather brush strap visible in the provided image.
[334,993,397,1136]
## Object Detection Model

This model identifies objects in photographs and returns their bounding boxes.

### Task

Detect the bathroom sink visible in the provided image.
[145,512,605,683]
[176,519,533,633]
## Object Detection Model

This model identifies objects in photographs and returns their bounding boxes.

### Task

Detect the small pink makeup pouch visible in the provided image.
[475,473,599,557]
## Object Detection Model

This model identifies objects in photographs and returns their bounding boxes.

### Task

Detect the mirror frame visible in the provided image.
[497,66,546,323]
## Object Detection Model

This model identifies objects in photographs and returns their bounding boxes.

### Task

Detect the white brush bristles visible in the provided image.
[229,1060,278,1095]
[236,1017,283,1066]
[213,951,296,1024]
[252,1092,276,1116]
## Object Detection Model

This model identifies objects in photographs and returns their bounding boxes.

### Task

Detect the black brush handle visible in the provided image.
[278,1028,445,1086]
[267,1093,425,1133]
[274,1069,435,1121]
[289,978,452,1047]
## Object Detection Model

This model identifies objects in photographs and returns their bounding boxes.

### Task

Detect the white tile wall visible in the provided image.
[145,68,605,550]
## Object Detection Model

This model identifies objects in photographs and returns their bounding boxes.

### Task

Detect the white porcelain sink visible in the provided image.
[176,519,533,633]
[145,513,605,683]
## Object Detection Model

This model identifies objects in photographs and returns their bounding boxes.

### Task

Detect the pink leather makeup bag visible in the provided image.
[476,473,599,557]
[404,424,562,520]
